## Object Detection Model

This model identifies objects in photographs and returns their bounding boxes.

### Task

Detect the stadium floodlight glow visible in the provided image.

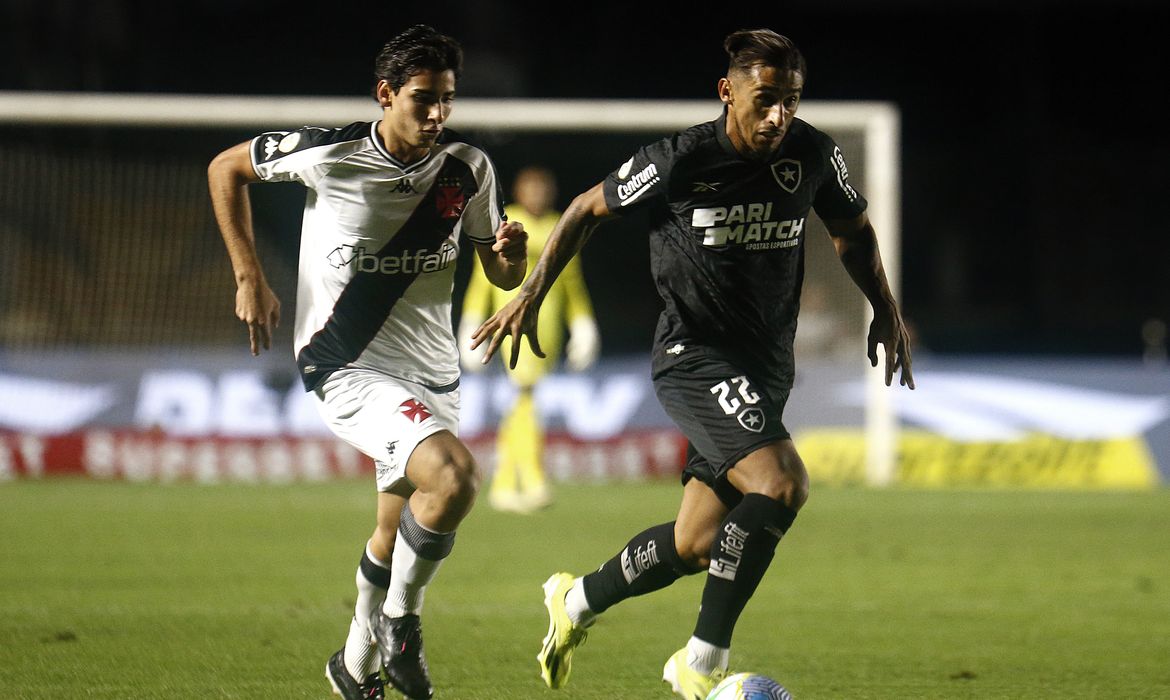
[0,91,899,486]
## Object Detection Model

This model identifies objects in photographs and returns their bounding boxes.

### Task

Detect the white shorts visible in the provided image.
[314,368,460,495]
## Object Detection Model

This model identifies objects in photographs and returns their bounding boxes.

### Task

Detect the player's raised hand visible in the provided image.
[235,279,281,356]
[470,293,544,370]
[492,220,527,263]
[868,302,915,389]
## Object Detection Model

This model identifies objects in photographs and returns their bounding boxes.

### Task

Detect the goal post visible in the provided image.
[0,92,900,485]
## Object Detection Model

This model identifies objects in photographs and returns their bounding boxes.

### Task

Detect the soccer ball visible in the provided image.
[707,672,794,700]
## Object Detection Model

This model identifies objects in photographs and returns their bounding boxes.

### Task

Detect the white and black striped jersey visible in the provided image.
[602,111,866,394]
[250,121,504,391]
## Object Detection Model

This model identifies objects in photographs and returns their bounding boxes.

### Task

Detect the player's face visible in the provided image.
[513,170,556,216]
[378,69,456,159]
[719,64,803,160]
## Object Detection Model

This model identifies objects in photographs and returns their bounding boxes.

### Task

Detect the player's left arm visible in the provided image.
[824,212,915,389]
[473,220,527,291]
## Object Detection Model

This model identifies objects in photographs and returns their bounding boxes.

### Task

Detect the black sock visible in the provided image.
[693,493,797,647]
[581,521,702,614]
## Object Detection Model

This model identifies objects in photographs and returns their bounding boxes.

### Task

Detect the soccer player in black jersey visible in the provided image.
[473,28,914,699]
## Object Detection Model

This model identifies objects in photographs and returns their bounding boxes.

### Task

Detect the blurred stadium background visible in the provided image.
[2,2,1169,698]
[1,0,1167,486]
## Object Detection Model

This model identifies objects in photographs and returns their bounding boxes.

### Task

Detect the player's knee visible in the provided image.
[767,470,809,511]
[784,467,810,511]
[743,459,809,510]
[681,550,711,570]
[430,454,480,508]
[675,530,716,570]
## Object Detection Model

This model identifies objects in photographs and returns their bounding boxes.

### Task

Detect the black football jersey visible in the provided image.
[602,110,866,394]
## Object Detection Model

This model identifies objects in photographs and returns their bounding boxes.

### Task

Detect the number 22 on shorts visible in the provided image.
[709,375,760,415]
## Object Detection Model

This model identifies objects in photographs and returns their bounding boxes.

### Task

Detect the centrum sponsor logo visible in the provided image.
[692,203,805,249]
[327,243,457,275]
[616,163,660,205]
[831,146,859,202]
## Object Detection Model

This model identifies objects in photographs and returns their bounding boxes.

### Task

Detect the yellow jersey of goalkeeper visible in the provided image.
[462,203,594,387]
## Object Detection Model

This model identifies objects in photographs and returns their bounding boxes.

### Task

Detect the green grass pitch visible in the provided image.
[2,479,1169,699]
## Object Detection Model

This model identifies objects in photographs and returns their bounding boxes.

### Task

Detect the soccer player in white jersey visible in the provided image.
[207,25,526,700]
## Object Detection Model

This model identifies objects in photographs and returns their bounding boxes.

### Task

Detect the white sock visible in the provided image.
[345,542,389,680]
[686,636,730,675]
[383,506,455,618]
[343,616,379,681]
[565,577,597,627]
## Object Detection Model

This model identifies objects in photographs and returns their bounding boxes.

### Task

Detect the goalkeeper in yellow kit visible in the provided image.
[459,166,600,512]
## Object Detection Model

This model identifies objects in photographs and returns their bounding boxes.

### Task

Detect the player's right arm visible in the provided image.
[471,183,613,369]
[207,141,281,356]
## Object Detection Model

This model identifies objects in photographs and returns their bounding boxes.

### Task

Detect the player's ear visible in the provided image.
[717,77,733,105]
[376,80,394,109]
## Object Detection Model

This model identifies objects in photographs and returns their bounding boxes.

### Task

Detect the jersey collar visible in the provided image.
[370,121,435,172]
[715,108,741,159]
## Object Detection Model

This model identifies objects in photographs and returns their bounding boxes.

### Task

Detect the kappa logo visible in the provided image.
[385,441,398,458]
[771,159,802,194]
[737,407,765,433]
[666,343,686,355]
[390,179,416,194]
[399,399,433,424]
[263,132,302,160]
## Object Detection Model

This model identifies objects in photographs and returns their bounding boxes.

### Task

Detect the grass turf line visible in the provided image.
[2,480,1169,698]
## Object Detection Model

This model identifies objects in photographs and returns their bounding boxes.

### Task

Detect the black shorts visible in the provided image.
[653,354,791,508]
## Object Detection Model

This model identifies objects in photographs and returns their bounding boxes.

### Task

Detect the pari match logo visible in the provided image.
[692,203,806,250]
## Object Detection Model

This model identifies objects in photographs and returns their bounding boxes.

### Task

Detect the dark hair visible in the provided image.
[373,24,463,95]
[724,29,806,79]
